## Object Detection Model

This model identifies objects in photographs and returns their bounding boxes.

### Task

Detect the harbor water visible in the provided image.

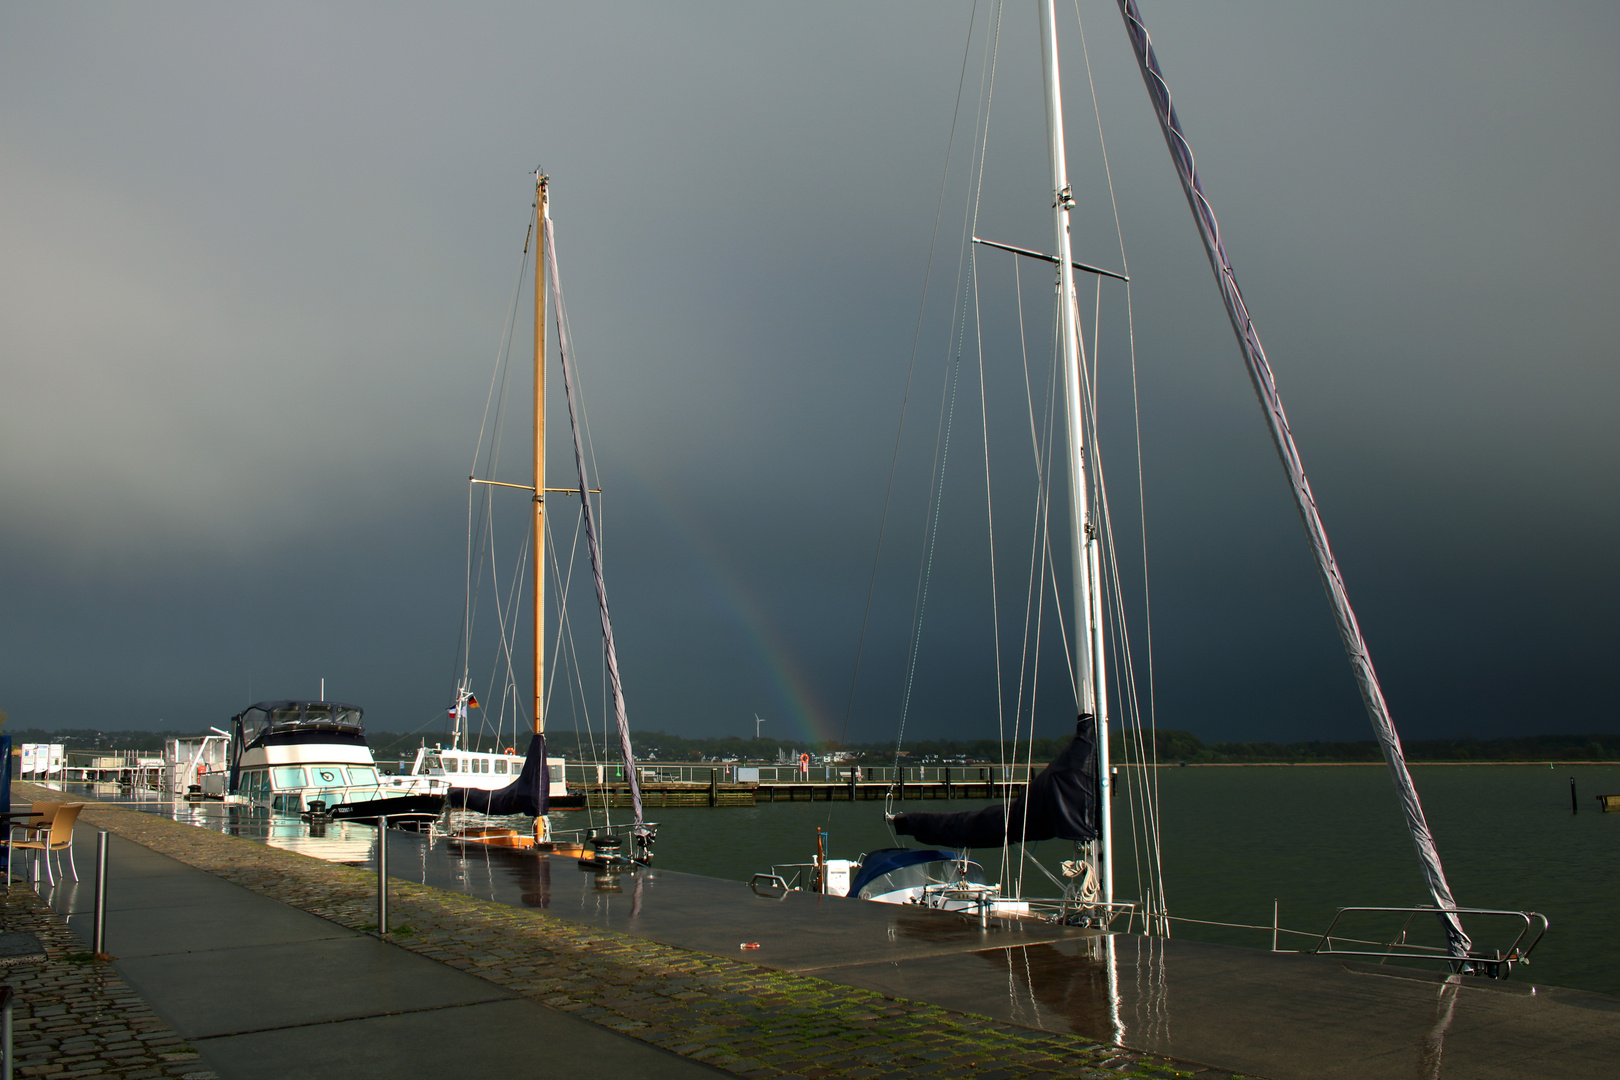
[545,763,1620,996]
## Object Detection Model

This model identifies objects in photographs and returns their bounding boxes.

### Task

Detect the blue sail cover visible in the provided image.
[448,732,549,817]
[892,719,1097,848]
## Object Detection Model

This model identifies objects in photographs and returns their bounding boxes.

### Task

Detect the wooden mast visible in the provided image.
[532,172,549,736]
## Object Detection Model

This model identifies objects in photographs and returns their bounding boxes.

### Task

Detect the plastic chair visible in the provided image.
[10,804,82,886]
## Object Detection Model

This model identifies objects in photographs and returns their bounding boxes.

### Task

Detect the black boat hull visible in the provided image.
[326,794,446,823]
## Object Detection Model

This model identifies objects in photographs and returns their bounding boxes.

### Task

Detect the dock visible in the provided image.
[10,780,1620,1079]
[587,768,1025,807]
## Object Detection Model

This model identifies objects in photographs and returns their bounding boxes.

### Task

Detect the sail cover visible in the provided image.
[448,732,549,817]
[892,719,1097,848]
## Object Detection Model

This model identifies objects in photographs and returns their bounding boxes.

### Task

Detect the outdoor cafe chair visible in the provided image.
[9,803,82,887]
[5,802,59,885]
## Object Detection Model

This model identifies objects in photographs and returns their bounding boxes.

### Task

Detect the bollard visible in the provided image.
[1571,776,1578,815]
[376,817,388,934]
[92,831,109,956]
[1,984,12,1080]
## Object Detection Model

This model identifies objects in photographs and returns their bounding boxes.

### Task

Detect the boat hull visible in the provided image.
[326,794,446,823]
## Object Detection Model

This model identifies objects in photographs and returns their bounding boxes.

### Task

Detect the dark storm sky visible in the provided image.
[2,2,1615,745]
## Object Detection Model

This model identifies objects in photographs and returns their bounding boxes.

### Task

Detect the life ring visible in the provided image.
[505,747,516,756]
[799,753,810,766]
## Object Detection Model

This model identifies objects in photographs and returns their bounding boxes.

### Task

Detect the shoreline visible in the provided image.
[1128,760,1620,767]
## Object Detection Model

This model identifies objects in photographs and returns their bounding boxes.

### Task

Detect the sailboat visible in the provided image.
[388,686,580,810]
[432,172,653,866]
[770,0,1538,976]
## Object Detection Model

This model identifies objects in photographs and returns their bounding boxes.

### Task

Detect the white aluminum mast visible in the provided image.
[1038,0,1112,906]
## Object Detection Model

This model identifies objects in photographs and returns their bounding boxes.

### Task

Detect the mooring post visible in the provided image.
[1,984,13,1080]
[1571,776,1578,815]
[92,831,109,955]
[709,768,719,807]
[376,817,389,934]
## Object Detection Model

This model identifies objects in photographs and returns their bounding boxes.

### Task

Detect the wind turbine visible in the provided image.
[754,714,768,739]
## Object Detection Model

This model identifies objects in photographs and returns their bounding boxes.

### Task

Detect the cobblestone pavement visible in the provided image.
[0,882,217,1080]
[18,786,1252,1080]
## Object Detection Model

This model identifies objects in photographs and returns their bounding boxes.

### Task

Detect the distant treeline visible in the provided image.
[1121,730,1620,764]
[6,725,1620,764]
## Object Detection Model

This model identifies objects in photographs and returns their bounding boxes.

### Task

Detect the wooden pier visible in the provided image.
[580,769,1028,808]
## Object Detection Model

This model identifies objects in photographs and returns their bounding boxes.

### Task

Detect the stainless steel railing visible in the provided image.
[1308,904,1549,978]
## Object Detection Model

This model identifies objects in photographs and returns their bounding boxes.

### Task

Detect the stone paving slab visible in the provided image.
[19,786,1249,1080]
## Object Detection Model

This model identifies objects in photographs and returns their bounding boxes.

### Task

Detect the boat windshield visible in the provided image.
[239,702,366,744]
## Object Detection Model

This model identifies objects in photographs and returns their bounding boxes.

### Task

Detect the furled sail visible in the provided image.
[448,732,549,817]
[1115,0,1471,958]
[891,718,1097,848]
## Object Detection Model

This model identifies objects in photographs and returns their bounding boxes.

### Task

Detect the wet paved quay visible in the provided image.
[17,783,1620,1079]
[14,784,1232,1080]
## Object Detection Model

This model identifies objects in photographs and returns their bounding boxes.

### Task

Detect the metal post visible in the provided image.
[1,984,12,1080]
[1272,899,1280,952]
[1570,776,1578,815]
[376,817,388,934]
[93,831,109,955]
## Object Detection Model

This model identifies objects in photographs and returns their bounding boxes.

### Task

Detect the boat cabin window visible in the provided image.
[309,767,347,787]
[272,767,306,790]
[347,767,377,786]
[443,757,459,773]
[270,704,305,726]
[495,759,508,775]
[420,754,442,774]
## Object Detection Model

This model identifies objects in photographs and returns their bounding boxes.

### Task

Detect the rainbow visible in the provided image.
[608,469,838,746]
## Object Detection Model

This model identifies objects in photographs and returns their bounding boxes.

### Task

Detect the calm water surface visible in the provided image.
[548,764,1620,995]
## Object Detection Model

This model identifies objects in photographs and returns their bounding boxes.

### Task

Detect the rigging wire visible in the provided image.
[452,209,535,739]
[889,0,1002,795]
[961,0,1013,889]
[1075,0,1167,929]
[839,0,984,768]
